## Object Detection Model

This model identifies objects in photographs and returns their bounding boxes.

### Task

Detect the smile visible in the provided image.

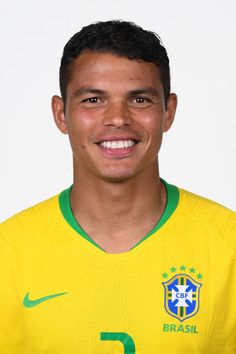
[99,140,136,149]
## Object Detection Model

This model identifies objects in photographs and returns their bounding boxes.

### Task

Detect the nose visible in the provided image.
[102,101,132,127]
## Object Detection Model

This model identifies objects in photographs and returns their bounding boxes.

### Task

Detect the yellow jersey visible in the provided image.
[0,180,235,353]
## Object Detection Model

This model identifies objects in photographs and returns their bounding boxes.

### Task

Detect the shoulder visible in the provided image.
[0,194,59,256]
[178,188,235,226]
[178,187,236,251]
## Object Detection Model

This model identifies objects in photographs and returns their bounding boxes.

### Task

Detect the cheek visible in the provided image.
[138,113,165,156]
[67,110,96,141]
[137,113,163,139]
[136,106,164,125]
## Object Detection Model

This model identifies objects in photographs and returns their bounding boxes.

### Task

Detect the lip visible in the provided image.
[96,141,138,158]
[95,135,140,144]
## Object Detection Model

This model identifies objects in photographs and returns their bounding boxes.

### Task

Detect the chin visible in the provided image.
[98,168,136,183]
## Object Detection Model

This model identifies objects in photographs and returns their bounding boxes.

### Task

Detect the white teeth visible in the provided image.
[99,140,135,149]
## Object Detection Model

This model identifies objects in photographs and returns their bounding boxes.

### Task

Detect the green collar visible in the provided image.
[59,179,179,252]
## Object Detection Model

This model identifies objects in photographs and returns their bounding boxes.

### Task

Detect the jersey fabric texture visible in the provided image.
[0,180,235,354]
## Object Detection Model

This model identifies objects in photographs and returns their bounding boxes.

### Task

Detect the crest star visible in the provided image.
[197,273,203,279]
[162,272,168,279]
[189,267,196,273]
[170,267,177,273]
[180,265,186,271]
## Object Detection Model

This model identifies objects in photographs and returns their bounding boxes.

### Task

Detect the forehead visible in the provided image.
[67,51,162,92]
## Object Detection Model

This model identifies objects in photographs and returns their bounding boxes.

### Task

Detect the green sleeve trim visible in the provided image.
[59,179,179,253]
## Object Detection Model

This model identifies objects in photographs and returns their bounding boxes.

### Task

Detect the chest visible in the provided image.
[15,241,236,353]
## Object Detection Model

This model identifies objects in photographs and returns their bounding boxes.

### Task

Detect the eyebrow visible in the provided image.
[127,87,160,97]
[73,87,107,99]
[73,86,160,98]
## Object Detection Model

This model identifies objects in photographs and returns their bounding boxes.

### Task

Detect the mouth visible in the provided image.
[99,139,136,149]
[96,138,139,157]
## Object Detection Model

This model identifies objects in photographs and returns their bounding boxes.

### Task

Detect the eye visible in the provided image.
[130,96,152,106]
[80,96,105,108]
[82,97,99,103]
[134,97,150,103]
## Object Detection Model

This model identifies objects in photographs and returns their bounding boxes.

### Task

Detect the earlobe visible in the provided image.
[51,95,68,134]
[163,93,178,132]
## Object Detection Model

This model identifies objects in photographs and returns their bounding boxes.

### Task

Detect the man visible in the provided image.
[0,20,235,353]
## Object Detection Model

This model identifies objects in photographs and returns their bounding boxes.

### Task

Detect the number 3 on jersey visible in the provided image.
[101,332,136,353]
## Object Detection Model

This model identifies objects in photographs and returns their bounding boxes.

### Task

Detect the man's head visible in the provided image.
[60,20,170,107]
[52,21,177,184]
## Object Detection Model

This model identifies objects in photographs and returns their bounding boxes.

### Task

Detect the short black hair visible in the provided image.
[60,20,171,106]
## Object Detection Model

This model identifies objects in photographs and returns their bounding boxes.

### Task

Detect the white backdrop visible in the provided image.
[1,0,235,221]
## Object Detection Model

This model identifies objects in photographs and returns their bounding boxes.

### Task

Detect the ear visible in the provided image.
[163,93,177,132]
[51,95,68,134]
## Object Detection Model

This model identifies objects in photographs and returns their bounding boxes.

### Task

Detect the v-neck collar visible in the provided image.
[59,179,179,253]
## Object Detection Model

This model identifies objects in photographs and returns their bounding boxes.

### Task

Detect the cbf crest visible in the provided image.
[162,273,202,322]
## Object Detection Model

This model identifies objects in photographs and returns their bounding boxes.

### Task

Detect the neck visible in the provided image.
[70,161,166,253]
